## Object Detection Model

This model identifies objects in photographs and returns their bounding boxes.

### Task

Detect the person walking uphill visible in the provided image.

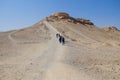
[61,36,65,45]
[56,33,65,45]
[59,35,65,45]
[59,35,62,43]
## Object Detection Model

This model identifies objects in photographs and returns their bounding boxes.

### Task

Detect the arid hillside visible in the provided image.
[0,12,120,80]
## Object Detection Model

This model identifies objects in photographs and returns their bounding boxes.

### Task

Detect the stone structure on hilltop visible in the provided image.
[51,12,69,19]
[46,12,94,25]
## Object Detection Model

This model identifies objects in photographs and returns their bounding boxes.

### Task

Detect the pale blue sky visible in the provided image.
[0,0,120,31]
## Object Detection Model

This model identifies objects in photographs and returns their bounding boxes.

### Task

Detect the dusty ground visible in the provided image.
[0,18,120,80]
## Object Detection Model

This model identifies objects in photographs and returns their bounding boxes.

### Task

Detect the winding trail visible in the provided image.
[1,21,92,80]
[0,21,66,80]
[30,21,65,80]
[8,30,17,43]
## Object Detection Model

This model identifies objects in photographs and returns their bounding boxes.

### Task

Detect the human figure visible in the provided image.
[56,33,65,45]
[61,36,65,45]
[59,35,62,43]
[58,35,65,45]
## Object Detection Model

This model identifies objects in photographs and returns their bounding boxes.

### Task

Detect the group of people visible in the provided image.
[56,33,65,45]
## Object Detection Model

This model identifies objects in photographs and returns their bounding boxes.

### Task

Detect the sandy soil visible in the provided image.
[0,19,120,80]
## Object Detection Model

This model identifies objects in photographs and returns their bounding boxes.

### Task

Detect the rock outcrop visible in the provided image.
[76,18,94,25]
[102,26,120,32]
[46,12,94,25]
[51,12,69,19]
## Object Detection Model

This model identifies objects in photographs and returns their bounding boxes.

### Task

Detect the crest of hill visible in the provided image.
[46,12,94,25]
[102,26,120,32]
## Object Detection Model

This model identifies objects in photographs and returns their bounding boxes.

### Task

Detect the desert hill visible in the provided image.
[0,12,120,80]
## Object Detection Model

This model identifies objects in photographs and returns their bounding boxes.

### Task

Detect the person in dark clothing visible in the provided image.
[59,35,65,45]
[59,35,62,43]
[61,36,65,45]
[56,33,65,45]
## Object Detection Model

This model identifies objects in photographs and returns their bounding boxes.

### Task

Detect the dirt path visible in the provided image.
[8,30,17,43]
[43,21,93,80]
[0,21,66,80]
[17,34,65,80]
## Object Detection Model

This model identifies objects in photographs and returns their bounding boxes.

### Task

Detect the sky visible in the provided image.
[0,0,120,31]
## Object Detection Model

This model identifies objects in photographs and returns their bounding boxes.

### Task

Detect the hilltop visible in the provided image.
[0,12,120,80]
[46,12,120,47]
[46,12,94,25]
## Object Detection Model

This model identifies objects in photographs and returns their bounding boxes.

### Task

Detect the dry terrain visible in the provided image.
[0,13,120,80]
